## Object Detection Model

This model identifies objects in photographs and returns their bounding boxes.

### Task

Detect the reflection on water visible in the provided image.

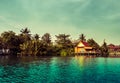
[0,56,120,83]
[75,56,88,67]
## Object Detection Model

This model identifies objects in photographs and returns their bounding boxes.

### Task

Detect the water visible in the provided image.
[0,56,120,83]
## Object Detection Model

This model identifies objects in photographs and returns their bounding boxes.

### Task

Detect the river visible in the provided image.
[0,56,120,83]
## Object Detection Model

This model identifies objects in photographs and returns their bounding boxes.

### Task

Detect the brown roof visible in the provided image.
[108,44,115,47]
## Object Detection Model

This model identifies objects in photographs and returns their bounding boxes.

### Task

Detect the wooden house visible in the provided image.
[108,44,120,52]
[75,41,94,54]
[108,44,120,56]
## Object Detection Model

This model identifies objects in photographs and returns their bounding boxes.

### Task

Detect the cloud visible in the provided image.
[0,15,24,32]
[0,0,120,44]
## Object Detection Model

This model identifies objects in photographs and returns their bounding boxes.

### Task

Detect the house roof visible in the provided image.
[75,41,92,49]
[109,46,120,49]
[76,41,90,47]
[108,44,115,47]
[81,41,90,47]
[108,44,120,49]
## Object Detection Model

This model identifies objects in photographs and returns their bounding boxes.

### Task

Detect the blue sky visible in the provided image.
[0,0,120,45]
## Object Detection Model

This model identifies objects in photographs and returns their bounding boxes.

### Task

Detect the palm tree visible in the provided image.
[20,27,30,35]
[79,33,86,42]
[20,28,31,42]
[20,40,40,56]
[34,34,40,40]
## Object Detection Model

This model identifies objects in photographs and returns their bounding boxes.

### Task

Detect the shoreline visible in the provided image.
[0,54,120,58]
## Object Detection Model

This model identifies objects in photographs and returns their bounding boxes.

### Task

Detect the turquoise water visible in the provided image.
[0,56,120,83]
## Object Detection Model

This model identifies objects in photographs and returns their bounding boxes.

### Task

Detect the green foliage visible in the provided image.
[0,37,3,49]
[55,34,74,56]
[79,34,86,42]
[0,28,112,57]
[87,38,100,50]
[20,40,41,56]
[20,27,30,35]
[19,28,31,42]
[100,40,109,57]
[34,34,40,40]
[1,31,20,54]
[41,33,51,46]
[55,34,73,48]
[60,50,67,56]
[1,31,16,44]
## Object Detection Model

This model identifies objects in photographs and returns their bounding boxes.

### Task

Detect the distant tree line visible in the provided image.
[0,28,109,57]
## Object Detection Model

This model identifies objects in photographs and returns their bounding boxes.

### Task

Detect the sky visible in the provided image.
[0,0,120,45]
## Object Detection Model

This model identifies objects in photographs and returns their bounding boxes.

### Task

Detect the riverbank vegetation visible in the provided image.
[0,28,110,57]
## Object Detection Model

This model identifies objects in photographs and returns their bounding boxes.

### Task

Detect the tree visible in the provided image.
[20,40,42,56]
[1,31,16,48]
[0,37,3,49]
[1,31,20,54]
[55,34,73,56]
[34,34,40,40]
[55,34,72,48]
[41,33,51,46]
[87,38,100,50]
[20,28,31,42]
[20,27,30,35]
[41,33,54,56]
[79,34,86,42]
[101,40,109,57]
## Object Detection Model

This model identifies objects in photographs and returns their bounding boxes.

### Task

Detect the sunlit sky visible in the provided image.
[0,0,120,45]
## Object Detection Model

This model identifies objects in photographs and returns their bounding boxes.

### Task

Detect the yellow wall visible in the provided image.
[77,42,84,47]
[75,47,86,53]
[75,41,93,53]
